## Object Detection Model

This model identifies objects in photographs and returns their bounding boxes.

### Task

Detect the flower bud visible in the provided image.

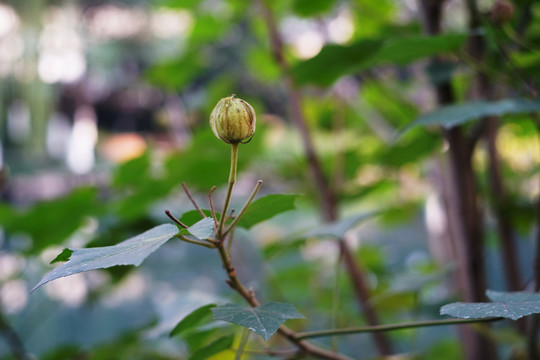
[209,95,256,144]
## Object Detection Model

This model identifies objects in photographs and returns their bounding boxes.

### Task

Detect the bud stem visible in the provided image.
[218,143,239,236]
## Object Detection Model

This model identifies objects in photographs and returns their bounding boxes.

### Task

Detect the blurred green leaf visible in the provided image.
[188,334,234,360]
[293,39,382,87]
[440,290,540,320]
[237,194,299,229]
[32,224,179,292]
[212,302,304,341]
[293,34,466,86]
[112,152,151,188]
[402,98,540,133]
[292,0,334,17]
[6,187,100,254]
[307,212,379,239]
[170,304,217,337]
[156,0,201,9]
[146,51,203,90]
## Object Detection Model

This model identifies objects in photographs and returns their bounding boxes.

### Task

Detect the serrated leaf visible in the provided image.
[402,98,540,133]
[179,217,215,240]
[440,290,540,321]
[188,334,234,360]
[170,304,217,337]
[31,224,179,292]
[212,302,304,341]
[237,194,299,229]
[307,212,379,239]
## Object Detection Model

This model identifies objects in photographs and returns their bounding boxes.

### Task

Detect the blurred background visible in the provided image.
[0,0,539,359]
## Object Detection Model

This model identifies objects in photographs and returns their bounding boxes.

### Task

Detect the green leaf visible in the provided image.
[31,224,179,292]
[50,249,73,264]
[402,98,540,133]
[237,194,299,229]
[179,217,215,240]
[212,302,304,341]
[188,334,234,360]
[293,34,466,86]
[179,210,215,226]
[293,40,382,87]
[292,0,334,17]
[6,187,100,254]
[145,52,203,90]
[440,290,540,321]
[307,212,379,239]
[170,304,217,338]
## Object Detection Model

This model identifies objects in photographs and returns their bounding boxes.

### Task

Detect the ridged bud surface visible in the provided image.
[209,95,256,144]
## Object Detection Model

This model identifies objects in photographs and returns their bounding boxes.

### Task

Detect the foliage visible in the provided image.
[0,0,539,359]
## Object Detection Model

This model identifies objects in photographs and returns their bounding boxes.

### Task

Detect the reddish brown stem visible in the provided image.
[257,0,393,355]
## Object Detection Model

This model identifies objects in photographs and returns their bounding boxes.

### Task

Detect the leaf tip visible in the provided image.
[50,248,73,264]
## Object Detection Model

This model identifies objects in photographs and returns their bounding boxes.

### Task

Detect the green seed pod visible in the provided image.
[209,94,256,144]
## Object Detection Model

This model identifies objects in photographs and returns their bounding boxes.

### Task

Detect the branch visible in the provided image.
[257,0,393,355]
[216,244,354,360]
[0,311,28,360]
[295,317,502,340]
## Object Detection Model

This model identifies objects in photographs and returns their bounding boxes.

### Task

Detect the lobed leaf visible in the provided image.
[440,290,540,321]
[212,302,304,341]
[31,224,179,292]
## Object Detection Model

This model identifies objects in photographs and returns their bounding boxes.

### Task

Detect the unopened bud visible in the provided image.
[209,95,256,144]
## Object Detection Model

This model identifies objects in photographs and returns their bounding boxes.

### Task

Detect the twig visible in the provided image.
[209,186,219,224]
[295,317,503,340]
[165,210,188,228]
[235,328,251,360]
[257,0,392,355]
[176,234,216,249]
[216,243,354,360]
[182,182,206,218]
[224,180,263,237]
[225,209,236,223]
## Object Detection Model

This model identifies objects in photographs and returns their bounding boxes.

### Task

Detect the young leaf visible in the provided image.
[188,334,234,360]
[31,224,179,292]
[170,304,217,338]
[307,212,380,239]
[237,194,299,229]
[179,217,215,240]
[440,290,540,321]
[402,98,540,133]
[50,249,73,264]
[212,302,304,341]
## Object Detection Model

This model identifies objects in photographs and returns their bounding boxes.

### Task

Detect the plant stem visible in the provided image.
[218,143,239,236]
[176,235,216,249]
[235,328,251,360]
[258,1,392,355]
[216,243,354,360]
[224,180,262,237]
[295,317,502,340]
